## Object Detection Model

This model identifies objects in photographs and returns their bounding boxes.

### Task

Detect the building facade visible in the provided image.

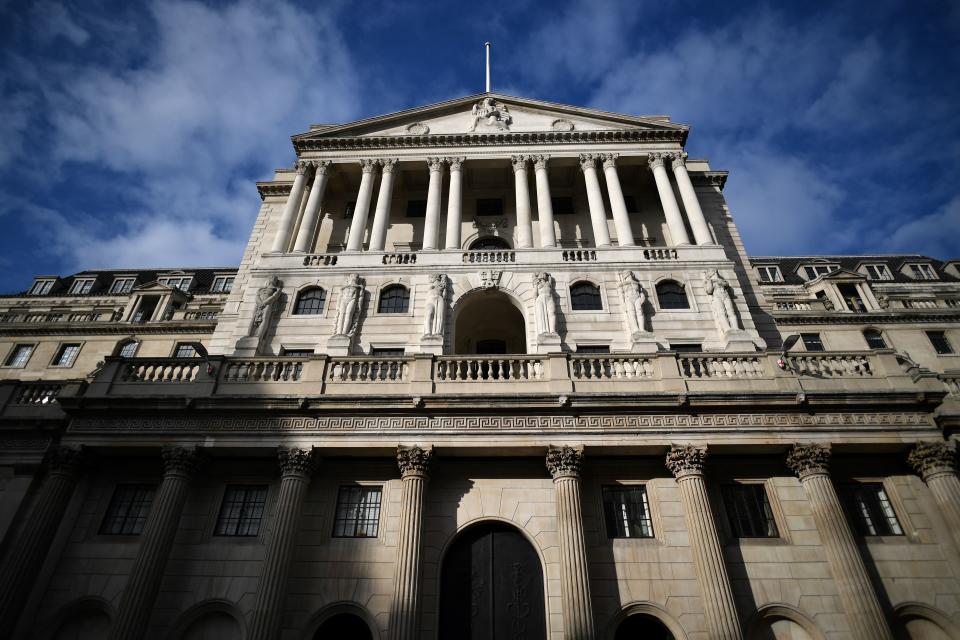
[0,93,959,640]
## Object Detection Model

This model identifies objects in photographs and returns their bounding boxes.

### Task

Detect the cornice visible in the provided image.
[257,182,292,201]
[771,311,960,325]
[690,171,728,191]
[0,321,217,336]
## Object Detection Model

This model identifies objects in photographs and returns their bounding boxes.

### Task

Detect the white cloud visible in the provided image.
[877,196,960,259]
[32,1,90,46]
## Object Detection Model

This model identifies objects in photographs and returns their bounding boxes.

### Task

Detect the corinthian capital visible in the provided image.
[446,156,466,171]
[278,447,316,478]
[161,446,202,478]
[647,153,667,170]
[427,157,444,173]
[665,444,707,478]
[46,445,87,476]
[546,445,584,479]
[578,154,597,172]
[670,151,689,170]
[312,160,333,175]
[294,160,309,175]
[786,443,831,479]
[532,155,549,171]
[601,153,619,170]
[380,158,398,174]
[397,445,433,478]
[511,155,529,172]
[908,441,957,480]
[359,159,378,174]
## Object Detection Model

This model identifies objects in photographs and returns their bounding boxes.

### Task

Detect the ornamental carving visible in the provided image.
[704,269,741,334]
[578,154,597,172]
[467,97,512,132]
[397,445,433,477]
[406,122,430,135]
[665,444,707,478]
[786,443,831,478]
[647,152,667,170]
[333,273,364,337]
[248,276,283,352]
[311,160,333,175]
[533,272,558,336]
[907,441,957,479]
[671,151,689,170]
[278,447,315,477]
[294,160,309,175]
[423,274,447,337]
[511,155,529,172]
[447,156,465,171]
[546,445,584,479]
[427,157,444,173]
[359,159,378,174]
[46,445,86,476]
[380,158,398,174]
[551,119,575,131]
[472,217,507,231]
[532,155,549,171]
[161,446,202,477]
[479,270,503,289]
[601,153,619,170]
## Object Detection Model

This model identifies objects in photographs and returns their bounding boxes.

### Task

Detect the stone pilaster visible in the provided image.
[670,152,713,245]
[271,160,309,252]
[578,155,611,248]
[368,159,398,251]
[512,155,534,249]
[293,161,333,252]
[444,157,465,250]
[648,153,690,245]
[109,446,201,640]
[533,155,557,248]
[908,440,960,553]
[665,445,742,640]
[601,154,635,247]
[786,444,893,640]
[389,445,432,640]
[248,448,316,640]
[546,445,595,640]
[0,446,86,631]
[422,158,444,250]
[346,159,379,252]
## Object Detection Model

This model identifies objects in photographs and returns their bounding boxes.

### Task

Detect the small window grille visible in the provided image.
[864,264,892,281]
[656,281,689,309]
[908,264,937,280]
[215,485,268,537]
[110,278,136,294]
[721,484,779,538]
[69,279,95,295]
[29,280,55,295]
[378,285,409,313]
[100,484,155,535]
[4,344,34,367]
[839,483,903,536]
[602,485,654,538]
[211,276,234,293]
[52,343,81,367]
[802,265,838,280]
[333,486,383,538]
[294,288,326,315]
[173,343,198,358]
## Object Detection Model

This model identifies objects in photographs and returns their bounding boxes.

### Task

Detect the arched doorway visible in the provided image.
[614,613,674,640]
[439,522,546,639]
[314,612,373,639]
[454,290,526,354]
[469,236,511,250]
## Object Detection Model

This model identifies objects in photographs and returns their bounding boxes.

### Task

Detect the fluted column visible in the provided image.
[271,160,309,252]
[579,155,611,247]
[671,152,712,245]
[601,154,635,247]
[421,158,444,250]
[665,445,741,640]
[533,155,557,248]
[546,446,595,640]
[368,159,398,252]
[909,441,960,553]
[346,159,378,252]
[389,445,432,640]
[648,153,691,245]
[787,444,893,640]
[293,161,332,252]
[444,157,465,250]
[512,155,534,249]
[0,446,85,631]
[109,447,201,640]
[248,448,316,640]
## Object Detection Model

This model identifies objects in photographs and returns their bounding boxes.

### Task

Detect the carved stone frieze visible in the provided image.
[472,217,507,232]
[278,447,315,478]
[161,446,202,478]
[786,443,831,478]
[551,118,575,131]
[546,445,584,479]
[406,122,430,135]
[479,270,503,289]
[397,445,432,477]
[665,444,707,478]
[908,440,957,480]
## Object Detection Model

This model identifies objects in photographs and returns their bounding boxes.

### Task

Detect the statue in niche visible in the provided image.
[533,272,558,336]
[703,269,741,333]
[467,97,512,132]
[333,273,363,337]
[422,274,447,337]
[618,270,649,336]
[248,277,283,343]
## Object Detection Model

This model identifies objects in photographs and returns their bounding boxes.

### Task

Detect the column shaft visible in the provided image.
[579,155,611,248]
[444,158,464,250]
[368,159,397,252]
[649,154,691,245]
[422,159,444,250]
[533,156,557,248]
[512,156,534,249]
[925,472,960,550]
[346,160,378,252]
[909,442,960,553]
[601,155,635,247]
[389,446,431,640]
[293,161,332,252]
[672,154,712,245]
[271,161,309,252]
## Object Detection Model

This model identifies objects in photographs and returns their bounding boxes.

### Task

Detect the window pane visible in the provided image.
[174,343,198,358]
[656,282,689,309]
[721,484,778,538]
[333,486,382,538]
[570,282,602,311]
[54,344,81,366]
[927,331,954,355]
[100,484,155,535]
[801,333,824,351]
[840,483,903,536]
[378,286,409,313]
[294,288,326,315]
[215,485,268,537]
[5,344,34,367]
[602,486,653,538]
[863,330,887,349]
[118,341,139,358]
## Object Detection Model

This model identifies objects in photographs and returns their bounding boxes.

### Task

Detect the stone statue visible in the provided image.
[422,274,447,337]
[703,269,740,333]
[533,272,558,336]
[248,276,283,342]
[467,97,512,132]
[333,273,363,337]
[618,270,649,336]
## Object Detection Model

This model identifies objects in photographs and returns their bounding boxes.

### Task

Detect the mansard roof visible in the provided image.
[750,255,960,285]
[6,267,238,297]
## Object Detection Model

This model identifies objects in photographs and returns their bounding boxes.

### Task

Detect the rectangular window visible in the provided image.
[840,483,903,536]
[158,276,192,290]
[838,284,866,313]
[100,484,155,535]
[801,333,825,351]
[576,345,610,354]
[52,343,81,367]
[173,343,198,358]
[802,265,838,280]
[110,277,136,294]
[602,485,654,538]
[863,330,887,350]
[671,343,703,353]
[551,196,575,215]
[29,280,55,295]
[864,264,892,281]
[69,279,95,295]
[405,200,427,217]
[370,347,405,357]
[475,198,503,217]
[4,344,34,367]
[721,484,779,538]
[344,201,356,219]
[118,341,140,358]
[211,276,234,293]
[908,263,937,280]
[757,266,783,283]
[280,348,314,357]
[333,486,383,538]
[214,485,268,537]
[927,331,955,355]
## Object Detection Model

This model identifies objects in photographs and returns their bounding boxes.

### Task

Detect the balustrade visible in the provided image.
[785,354,872,377]
[13,382,62,405]
[561,249,597,262]
[461,250,515,264]
[775,302,812,311]
[119,359,200,383]
[223,359,302,382]
[680,355,765,378]
[435,356,545,381]
[570,355,653,380]
[302,253,338,266]
[382,252,417,265]
[642,248,678,260]
[327,357,408,382]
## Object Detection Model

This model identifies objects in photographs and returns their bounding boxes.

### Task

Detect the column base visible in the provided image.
[326,335,353,356]
[419,335,444,355]
[629,332,659,353]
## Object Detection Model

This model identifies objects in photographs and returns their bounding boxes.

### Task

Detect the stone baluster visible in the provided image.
[346,159,379,252]
[601,154,635,247]
[512,155,534,249]
[368,159,398,252]
[248,448,316,640]
[578,154,611,248]
[786,444,893,640]
[271,160,310,252]
[0,446,86,631]
[389,445,432,640]
[533,155,557,248]
[293,161,333,252]
[109,447,201,640]
[422,158,445,250]
[546,446,595,640]
[671,152,713,245]
[648,153,691,245]
[665,445,742,640]
[908,441,960,553]
[445,157,465,250]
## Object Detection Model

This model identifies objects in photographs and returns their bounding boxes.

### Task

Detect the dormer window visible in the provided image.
[158,276,192,291]
[29,279,55,296]
[864,264,892,281]
[756,266,783,283]
[211,276,234,293]
[69,278,96,295]
[907,263,937,280]
[110,277,136,294]
[802,265,838,281]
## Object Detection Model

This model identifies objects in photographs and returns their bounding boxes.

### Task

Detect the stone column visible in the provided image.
[421,158,444,250]
[533,155,557,248]
[512,155,534,249]
[248,448,316,640]
[786,444,893,640]
[665,445,742,640]
[270,160,310,252]
[648,153,691,245]
[579,154,611,248]
[546,446,595,640]
[346,159,378,252]
[444,157,465,250]
[368,159,398,252]
[109,446,201,640]
[908,441,960,553]
[601,154,635,247]
[0,446,85,631]
[389,445,432,640]
[293,161,333,252]
[671,152,712,245]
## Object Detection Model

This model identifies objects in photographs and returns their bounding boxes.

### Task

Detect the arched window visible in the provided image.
[116,339,139,358]
[294,287,326,315]
[469,236,511,250]
[863,328,887,349]
[378,285,410,313]
[656,280,689,309]
[570,282,602,311]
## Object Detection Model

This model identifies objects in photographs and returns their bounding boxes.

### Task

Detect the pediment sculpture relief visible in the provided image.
[467,97,512,132]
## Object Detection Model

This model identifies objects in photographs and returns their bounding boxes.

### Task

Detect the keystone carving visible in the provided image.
[546,445,584,479]
[665,444,707,478]
[786,443,831,478]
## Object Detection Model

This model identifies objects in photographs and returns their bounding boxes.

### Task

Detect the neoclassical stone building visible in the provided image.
[0,93,959,640]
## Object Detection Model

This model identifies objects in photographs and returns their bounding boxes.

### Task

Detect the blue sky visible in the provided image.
[1,0,958,293]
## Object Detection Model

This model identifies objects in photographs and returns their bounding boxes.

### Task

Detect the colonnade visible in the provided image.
[2,440,958,639]
[270,151,713,254]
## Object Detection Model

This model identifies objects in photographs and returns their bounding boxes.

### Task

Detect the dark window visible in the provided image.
[406,200,427,217]
[801,333,824,351]
[378,285,409,313]
[117,340,139,358]
[211,276,234,293]
[476,339,506,354]
[173,343,198,358]
[100,484,155,535]
[294,287,326,315]
[623,195,638,213]
[721,484,778,538]
[333,486,383,537]
[344,201,356,219]
[475,198,503,216]
[371,347,404,357]
[576,345,610,354]
[4,344,34,367]
[469,236,510,250]
[602,485,654,538]
[656,281,689,309]
[215,485,268,537]
[671,343,703,353]
[281,348,314,357]
[840,483,903,536]
[927,331,954,355]
[52,343,81,367]
[132,296,159,323]
[863,329,887,350]
[551,196,575,215]
[838,284,866,312]
[570,282,603,311]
